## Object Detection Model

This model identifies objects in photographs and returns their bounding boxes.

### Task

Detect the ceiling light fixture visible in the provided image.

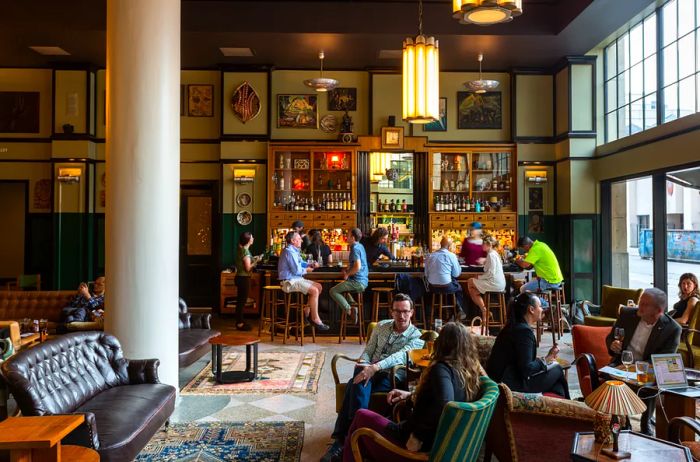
[29,46,70,56]
[464,53,499,93]
[304,51,339,92]
[402,0,440,124]
[453,0,523,26]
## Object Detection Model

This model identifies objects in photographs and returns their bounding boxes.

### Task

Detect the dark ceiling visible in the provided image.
[0,0,656,71]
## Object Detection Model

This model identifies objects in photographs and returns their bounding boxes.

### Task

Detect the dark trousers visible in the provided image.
[234,275,250,324]
[637,387,656,435]
[430,280,465,315]
[332,366,394,443]
[524,365,570,399]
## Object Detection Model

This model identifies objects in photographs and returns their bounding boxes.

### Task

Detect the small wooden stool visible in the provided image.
[371,287,394,322]
[431,292,458,328]
[339,291,365,344]
[274,291,315,345]
[484,291,507,334]
[260,285,284,340]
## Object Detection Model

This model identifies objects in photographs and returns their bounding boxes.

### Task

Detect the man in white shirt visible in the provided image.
[424,236,466,320]
[605,287,681,434]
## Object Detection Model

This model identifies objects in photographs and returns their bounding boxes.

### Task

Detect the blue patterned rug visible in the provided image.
[136,421,304,461]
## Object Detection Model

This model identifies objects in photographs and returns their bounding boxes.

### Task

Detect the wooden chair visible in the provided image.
[668,417,700,461]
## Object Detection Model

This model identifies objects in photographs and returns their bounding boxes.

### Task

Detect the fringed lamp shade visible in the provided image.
[402,35,440,124]
[584,380,647,416]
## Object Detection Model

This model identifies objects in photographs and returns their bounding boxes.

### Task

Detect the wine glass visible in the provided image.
[621,350,634,375]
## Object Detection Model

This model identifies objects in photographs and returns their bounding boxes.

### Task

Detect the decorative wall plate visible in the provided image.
[230,81,261,124]
[293,159,310,169]
[236,193,252,207]
[237,211,252,225]
[320,114,338,133]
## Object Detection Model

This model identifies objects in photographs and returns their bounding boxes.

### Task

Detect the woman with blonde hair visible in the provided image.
[337,322,482,462]
[467,233,506,326]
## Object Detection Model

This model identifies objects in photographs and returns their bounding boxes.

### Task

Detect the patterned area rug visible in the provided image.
[181,349,325,394]
[136,421,304,461]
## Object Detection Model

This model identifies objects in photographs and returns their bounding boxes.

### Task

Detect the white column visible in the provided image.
[105,0,180,388]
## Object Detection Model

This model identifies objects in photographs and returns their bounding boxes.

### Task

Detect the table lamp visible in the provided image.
[584,380,647,459]
[420,330,439,356]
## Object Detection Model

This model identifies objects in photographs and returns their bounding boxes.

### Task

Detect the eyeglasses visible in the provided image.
[392,309,413,315]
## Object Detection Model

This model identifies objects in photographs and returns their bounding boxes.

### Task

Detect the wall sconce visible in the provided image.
[525,170,548,183]
[57,167,81,183]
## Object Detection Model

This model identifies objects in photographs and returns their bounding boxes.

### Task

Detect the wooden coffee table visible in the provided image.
[571,431,691,461]
[209,334,260,384]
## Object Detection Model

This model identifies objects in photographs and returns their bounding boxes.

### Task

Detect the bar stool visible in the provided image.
[413,295,428,330]
[260,285,284,340]
[371,287,394,322]
[534,290,556,346]
[553,282,567,335]
[484,291,507,335]
[274,291,315,346]
[339,291,365,344]
[430,292,458,328]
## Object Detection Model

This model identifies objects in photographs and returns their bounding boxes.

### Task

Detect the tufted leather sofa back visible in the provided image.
[1,331,129,416]
[0,291,75,322]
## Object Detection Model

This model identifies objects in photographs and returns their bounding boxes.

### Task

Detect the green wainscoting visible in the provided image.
[552,214,600,304]
[222,213,267,269]
[54,212,88,289]
[26,213,54,289]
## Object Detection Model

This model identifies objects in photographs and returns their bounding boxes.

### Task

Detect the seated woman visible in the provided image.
[669,273,700,325]
[486,292,570,398]
[339,322,482,462]
[306,229,333,266]
[466,234,506,323]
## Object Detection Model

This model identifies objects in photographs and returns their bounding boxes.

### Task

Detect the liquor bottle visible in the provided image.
[346,176,351,190]
[351,198,356,211]
[466,197,471,211]
[402,199,407,212]
[475,199,481,213]
[279,176,284,190]
[337,179,342,190]
[390,199,395,212]
[436,195,442,212]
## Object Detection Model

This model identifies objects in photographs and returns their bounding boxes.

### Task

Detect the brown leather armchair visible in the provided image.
[0,331,176,462]
[179,297,220,367]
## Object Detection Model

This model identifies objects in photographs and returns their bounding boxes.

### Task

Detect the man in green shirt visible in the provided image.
[515,236,563,301]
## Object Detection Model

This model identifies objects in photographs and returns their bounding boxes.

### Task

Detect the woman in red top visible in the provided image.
[459,222,486,265]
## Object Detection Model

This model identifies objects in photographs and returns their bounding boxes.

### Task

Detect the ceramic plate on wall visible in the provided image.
[236,192,252,207]
[237,211,252,225]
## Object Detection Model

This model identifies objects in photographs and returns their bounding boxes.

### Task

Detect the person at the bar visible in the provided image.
[330,228,368,321]
[233,231,257,331]
[424,236,466,320]
[515,236,563,302]
[306,229,333,266]
[291,220,311,251]
[459,222,486,265]
[321,293,423,462]
[340,322,482,461]
[487,292,570,398]
[669,273,700,325]
[278,231,329,330]
[466,234,506,323]
[361,227,395,265]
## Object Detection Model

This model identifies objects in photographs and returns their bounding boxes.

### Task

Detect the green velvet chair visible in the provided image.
[349,376,499,462]
[678,300,700,368]
[582,285,644,327]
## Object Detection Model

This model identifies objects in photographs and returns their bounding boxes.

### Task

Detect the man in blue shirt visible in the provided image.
[425,236,466,320]
[330,228,368,322]
[278,231,329,330]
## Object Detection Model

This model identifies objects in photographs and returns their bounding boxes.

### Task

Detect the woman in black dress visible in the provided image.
[670,273,700,325]
[487,292,570,398]
[306,229,333,266]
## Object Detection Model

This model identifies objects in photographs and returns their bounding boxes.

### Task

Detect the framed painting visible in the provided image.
[0,92,40,133]
[277,94,318,128]
[328,87,357,111]
[187,84,213,117]
[381,126,404,149]
[528,187,544,211]
[423,97,447,132]
[457,91,502,129]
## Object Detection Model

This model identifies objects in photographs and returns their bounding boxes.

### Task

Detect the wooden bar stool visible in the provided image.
[553,283,566,335]
[430,292,458,328]
[534,290,556,346]
[413,295,428,330]
[339,291,365,344]
[260,285,284,340]
[484,291,507,335]
[275,291,315,346]
[371,287,394,322]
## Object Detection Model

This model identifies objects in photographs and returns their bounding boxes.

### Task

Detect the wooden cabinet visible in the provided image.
[428,146,517,251]
[220,271,261,315]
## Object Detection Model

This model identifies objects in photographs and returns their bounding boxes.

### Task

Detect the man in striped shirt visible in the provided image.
[322,293,424,462]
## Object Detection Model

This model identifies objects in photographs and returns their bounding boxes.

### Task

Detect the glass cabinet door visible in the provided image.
[471,151,512,210]
[271,151,311,209]
[431,152,470,211]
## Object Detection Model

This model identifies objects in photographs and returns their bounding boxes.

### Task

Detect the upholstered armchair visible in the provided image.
[677,301,700,368]
[350,376,499,462]
[582,285,643,327]
[485,383,604,462]
[572,324,612,397]
[668,416,700,461]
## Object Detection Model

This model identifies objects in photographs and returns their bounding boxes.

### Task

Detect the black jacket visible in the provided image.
[486,322,546,392]
[605,307,681,364]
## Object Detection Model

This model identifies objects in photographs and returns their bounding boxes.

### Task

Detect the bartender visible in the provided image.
[361,227,395,265]
[460,222,486,265]
[291,220,311,252]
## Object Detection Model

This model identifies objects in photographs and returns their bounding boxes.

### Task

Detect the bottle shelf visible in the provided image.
[371,212,415,215]
[472,190,510,194]
[274,168,312,172]
[314,189,352,192]
[314,168,351,172]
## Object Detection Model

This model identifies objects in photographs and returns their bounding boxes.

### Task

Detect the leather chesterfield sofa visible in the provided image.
[1,331,176,462]
[179,298,220,367]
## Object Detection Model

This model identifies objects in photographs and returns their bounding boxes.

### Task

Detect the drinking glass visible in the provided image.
[621,350,634,374]
[434,318,443,332]
[614,327,625,342]
[635,361,650,384]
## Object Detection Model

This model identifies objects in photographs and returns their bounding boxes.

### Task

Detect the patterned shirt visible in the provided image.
[360,319,424,371]
[69,293,104,311]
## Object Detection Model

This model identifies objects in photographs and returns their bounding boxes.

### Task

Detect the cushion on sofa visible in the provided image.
[179,328,219,367]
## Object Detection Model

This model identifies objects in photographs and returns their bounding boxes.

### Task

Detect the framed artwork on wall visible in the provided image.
[328,87,357,111]
[457,91,502,129]
[423,97,447,132]
[277,94,318,128]
[187,84,214,117]
[0,92,40,133]
[380,126,404,149]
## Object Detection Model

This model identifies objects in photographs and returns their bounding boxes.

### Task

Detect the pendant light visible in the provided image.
[304,51,339,92]
[453,0,523,26]
[464,53,499,94]
[402,0,440,124]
